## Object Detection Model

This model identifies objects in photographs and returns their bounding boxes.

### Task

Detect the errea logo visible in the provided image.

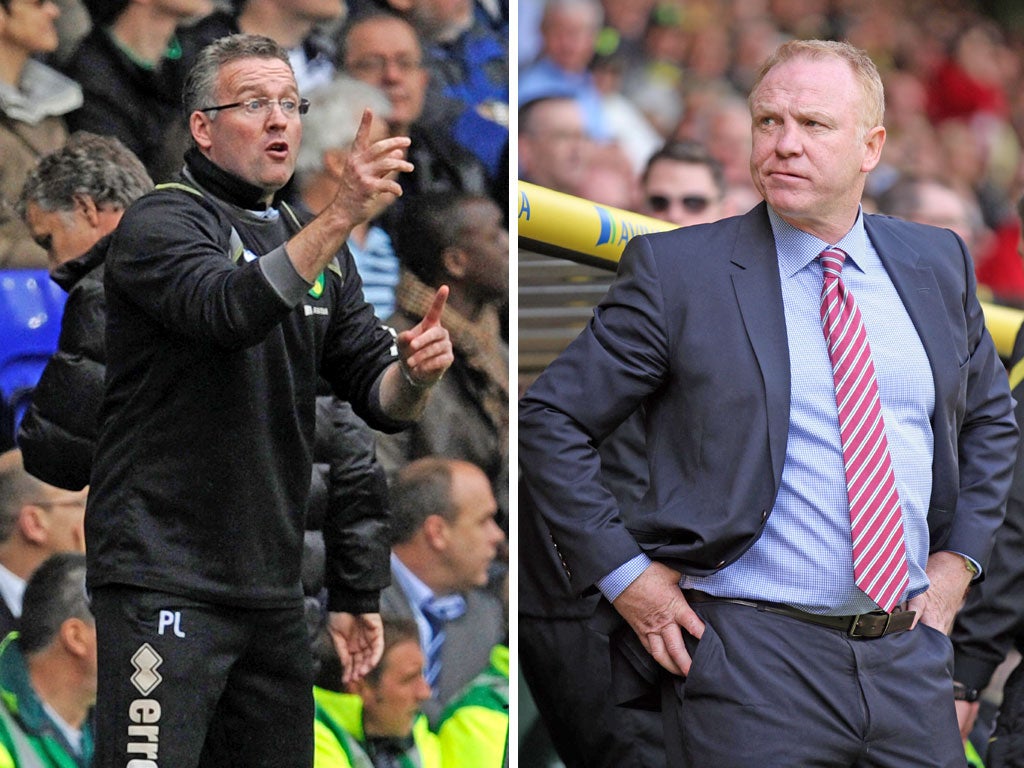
[303,305,329,316]
[131,643,163,696]
[127,643,164,766]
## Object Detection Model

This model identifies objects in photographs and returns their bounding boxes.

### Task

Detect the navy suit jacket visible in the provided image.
[519,203,1019,598]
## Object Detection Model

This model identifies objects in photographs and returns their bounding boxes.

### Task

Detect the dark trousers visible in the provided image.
[674,597,966,768]
[91,585,314,768]
[520,615,666,768]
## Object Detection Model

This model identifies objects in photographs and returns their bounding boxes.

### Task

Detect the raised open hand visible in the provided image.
[330,109,413,226]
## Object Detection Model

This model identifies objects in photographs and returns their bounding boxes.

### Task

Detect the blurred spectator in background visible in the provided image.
[0,553,95,766]
[518,94,589,195]
[0,0,82,269]
[876,175,989,257]
[182,0,344,92]
[16,133,152,491]
[934,118,1024,305]
[61,0,212,182]
[518,0,543,65]
[381,192,509,524]
[614,2,687,139]
[870,69,940,198]
[926,19,1013,127]
[590,46,662,175]
[340,11,506,224]
[676,91,762,212]
[295,75,399,319]
[339,13,426,141]
[0,449,85,639]
[50,0,90,66]
[406,0,508,130]
[576,149,637,211]
[519,0,610,143]
[597,0,657,71]
[381,458,505,725]
[313,616,440,768]
[640,139,728,226]
[728,12,788,94]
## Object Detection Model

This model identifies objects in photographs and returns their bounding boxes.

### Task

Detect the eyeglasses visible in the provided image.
[646,195,714,214]
[198,97,310,118]
[346,56,423,78]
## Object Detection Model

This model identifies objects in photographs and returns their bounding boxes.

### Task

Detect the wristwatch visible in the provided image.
[962,555,980,578]
[953,681,981,702]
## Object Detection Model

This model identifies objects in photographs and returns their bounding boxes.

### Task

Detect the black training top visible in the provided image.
[85,149,404,608]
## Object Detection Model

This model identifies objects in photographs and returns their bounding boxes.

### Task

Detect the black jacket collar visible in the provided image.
[51,233,111,292]
[183,147,291,211]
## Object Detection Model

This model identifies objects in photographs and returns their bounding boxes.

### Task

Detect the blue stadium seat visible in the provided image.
[0,270,66,442]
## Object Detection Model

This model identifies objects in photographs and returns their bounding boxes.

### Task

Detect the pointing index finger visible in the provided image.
[352,108,374,152]
[423,285,449,327]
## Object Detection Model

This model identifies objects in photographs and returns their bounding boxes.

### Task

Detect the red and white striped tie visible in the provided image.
[818,248,909,612]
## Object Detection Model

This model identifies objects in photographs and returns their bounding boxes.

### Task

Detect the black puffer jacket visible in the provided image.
[18,236,110,490]
[302,392,392,616]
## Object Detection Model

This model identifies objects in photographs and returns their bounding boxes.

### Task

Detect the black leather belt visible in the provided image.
[685,589,916,638]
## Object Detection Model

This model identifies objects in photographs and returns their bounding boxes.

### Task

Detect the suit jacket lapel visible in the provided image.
[729,205,791,486]
[864,215,953,410]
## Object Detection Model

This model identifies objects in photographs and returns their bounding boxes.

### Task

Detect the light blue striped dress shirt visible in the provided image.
[391,553,436,661]
[599,208,936,615]
[348,225,400,320]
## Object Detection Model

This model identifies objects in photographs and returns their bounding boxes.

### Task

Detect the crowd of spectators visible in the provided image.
[0,0,508,765]
[519,0,1024,308]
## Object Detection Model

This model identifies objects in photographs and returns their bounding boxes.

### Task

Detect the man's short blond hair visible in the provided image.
[749,39,885,134]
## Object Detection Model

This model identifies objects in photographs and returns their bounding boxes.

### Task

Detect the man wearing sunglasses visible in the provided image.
[640,140,728,228]
[83,33,452,768]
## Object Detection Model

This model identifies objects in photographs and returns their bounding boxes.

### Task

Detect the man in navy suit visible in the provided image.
[519,39,1019,767]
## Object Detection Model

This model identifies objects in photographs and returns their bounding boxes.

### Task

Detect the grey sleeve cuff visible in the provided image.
[258,245,312,306]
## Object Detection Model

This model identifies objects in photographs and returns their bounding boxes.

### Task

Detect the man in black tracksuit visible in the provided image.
[84,33,453,768]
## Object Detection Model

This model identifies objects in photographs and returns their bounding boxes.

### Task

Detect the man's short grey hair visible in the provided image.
[18,132,153,218]
[182,33,294,117]
[295,76,393,176]
[19,552,91,656]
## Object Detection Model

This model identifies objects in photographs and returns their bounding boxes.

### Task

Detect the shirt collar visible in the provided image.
[767,205,871,278]
[390,553,434,610]
[0,564,24,619]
